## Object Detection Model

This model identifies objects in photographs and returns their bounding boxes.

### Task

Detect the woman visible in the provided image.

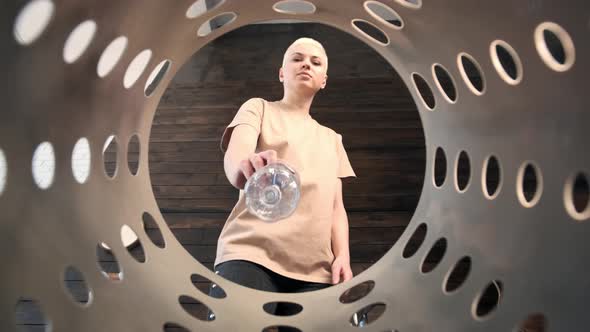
[211,37,356,318]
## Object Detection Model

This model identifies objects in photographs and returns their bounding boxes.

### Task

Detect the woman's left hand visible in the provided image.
[331,255,353,284]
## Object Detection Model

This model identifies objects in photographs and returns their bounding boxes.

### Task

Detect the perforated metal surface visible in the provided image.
[1,0,589,331]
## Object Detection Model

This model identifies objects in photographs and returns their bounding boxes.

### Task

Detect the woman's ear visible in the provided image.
[279,67,284,83]
[321,74,328,89]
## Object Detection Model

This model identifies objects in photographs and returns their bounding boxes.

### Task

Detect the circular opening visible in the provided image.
[457,53,485,95]
[421,238,447,273]
[142,212,165,248]
[145,60,172,97]
[164,322,191,332]
[339,280,376,304]
[124,49,152,89]
[515,313,548,332]
[263,301,303,316]
[517,162,543,208]
[433,147,447,187]
[96,243,123,281]
[455,150,470,192]
[482,155,501,199]
[191,274,227,298]
[352,19,389,46]
[32,142,55,190]
[490,40,523,85]
[121,225,145,263]
[72,137,91,184]
[63,266,92,306]
[564,172,590,221]
[273,0,317,14]
[412,73,436,110]
[263,326,302,332]
[402,223,427,258]
[63,20,97,64]
[13,0,55,46]
[97,36,128,78]
[473,280,503,319]
[186,0,226,19]
[151,21,425,295]
[535,22,575,72]
[127,134,140,176]
[197,12,237,37]
[364,1,404,29]
[350,303,386,327]
[15,297,51,330]
[432,64,457,103]
[444,256,471,293]
[542,30,565,64]
[179,295,214,321]
[0,148,6,195]
[393,0,422,9]
[103,135,118,179]
[102,223,138,250]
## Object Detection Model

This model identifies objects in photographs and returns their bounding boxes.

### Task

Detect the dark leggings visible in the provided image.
[209,260,331,331]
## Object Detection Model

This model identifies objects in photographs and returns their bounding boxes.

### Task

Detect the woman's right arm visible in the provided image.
[224,125,277,190]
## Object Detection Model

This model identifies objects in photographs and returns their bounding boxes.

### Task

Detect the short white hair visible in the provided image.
[281,37,328,69]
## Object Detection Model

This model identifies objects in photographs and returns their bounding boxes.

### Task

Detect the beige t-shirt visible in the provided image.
[215,98,356,283]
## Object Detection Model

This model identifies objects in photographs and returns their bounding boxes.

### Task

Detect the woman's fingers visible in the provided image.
[344,269,353,282]
[240,159,255,180]
[258,150,278,165]
[241,150,279,180]
[331,264,342,284]
[249,153,265,171]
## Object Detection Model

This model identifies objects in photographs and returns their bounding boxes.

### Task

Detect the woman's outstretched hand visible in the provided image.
[239,149,278,181]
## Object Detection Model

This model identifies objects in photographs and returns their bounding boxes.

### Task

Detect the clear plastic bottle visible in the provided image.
[244,162,301,222]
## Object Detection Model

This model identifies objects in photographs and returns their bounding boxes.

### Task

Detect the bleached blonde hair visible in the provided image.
[281,37,328,70]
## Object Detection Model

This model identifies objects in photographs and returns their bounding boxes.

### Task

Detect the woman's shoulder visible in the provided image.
[313,119,341,141]
[243,97,268,102]
[238,97,269,115]
[240,97,268,107]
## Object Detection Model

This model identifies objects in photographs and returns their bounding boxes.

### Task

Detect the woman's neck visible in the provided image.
[279,90,314,115]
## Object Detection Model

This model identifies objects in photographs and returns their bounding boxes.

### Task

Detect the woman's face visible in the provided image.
[279,43,328,94]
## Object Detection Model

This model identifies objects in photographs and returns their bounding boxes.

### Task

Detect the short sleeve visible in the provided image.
[336,134,356,178]
[220,98,264,153]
